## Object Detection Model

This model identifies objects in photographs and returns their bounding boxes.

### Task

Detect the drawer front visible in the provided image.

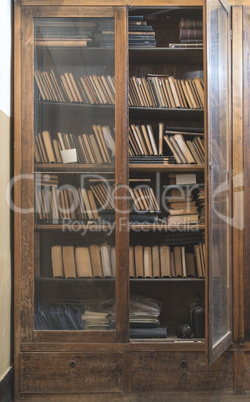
[132,352,233,392]
[20,352,125,393]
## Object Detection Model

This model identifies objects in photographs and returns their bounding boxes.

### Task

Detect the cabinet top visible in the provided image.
[18,0,204,7]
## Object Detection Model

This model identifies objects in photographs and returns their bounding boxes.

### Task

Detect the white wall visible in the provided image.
[0,0,12,117]
[0,0,12,382]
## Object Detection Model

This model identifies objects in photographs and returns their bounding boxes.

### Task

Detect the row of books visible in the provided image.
[34,126,114,165]
[35,177,160,222]
[94,15,156,48]
[169,19,203,49]
[164,132,204,164]
[50,242,205,279]
[35,69,204,110]
[91,181,160,213]
[129,75,204,109]
[34,70,115,105]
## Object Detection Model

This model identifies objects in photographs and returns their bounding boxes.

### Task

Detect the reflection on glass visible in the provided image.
[208,0,230,347]
[33,17,116,331]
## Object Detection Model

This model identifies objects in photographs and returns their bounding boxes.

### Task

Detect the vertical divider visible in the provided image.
[232,6,244,343]
[20,7,34,343]
[115,6,129,343]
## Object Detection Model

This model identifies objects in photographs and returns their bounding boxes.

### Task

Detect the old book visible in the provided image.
[152,246,160,277]
[75,247,92,278]
[81,188,94,220]
[168,76,181,108]
[169,207,198,215]
[173,246,183,277]
[194,244,203,278]
[89,134,103,164]
[62,246,76,278]
[134,245,144,278]
[41,131,56,163]
[61,74,74,102]
[158,122,164,155]
[199,243,205,277]
[144,246,153,278]
[51,246,64,278]
[171,251,176,277]
[174,134,196,164]
[164,136,182,164]
[35,39,90,47]
[37,133,48,163]
[181,246,187,277]
[34,70,46,100]
[185,252,196,277]
[100,244,112,277]
[146,124,158,155]
[129,246,135,278]
[167,214,199,225]
[169,136,188,163]
[160,245,171,277]
[89,244,103,277]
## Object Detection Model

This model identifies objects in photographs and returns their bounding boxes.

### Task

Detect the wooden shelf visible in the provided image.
[129,164,204,172]
[35,163,204,173]
[35,223,205,231]
[36,101,204,120]
[34,163,115,173]
[35,277,204,282]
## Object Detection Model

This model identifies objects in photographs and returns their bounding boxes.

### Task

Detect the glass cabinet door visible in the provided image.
[25,8,128,340]
[205,0,232,364]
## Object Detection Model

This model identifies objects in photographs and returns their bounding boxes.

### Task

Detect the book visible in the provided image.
[51,246,64,277]
[129,246,135,278]
[160,245,171,277]
[134,245,144,278]
[89,244,103,277]
[152,246,160,278]
[111,247,116,277]
[100,243,112,277]
[173,246,183,277]
[186,252,196,277]
[144,246,153,278]
[75,247,92,278]
[62,246,76,278]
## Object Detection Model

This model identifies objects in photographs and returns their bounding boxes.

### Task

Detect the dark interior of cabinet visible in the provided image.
[128,7,205,341]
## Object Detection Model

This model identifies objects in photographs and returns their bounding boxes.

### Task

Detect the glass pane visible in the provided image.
[33,17,116,331]
[207,0,232,351]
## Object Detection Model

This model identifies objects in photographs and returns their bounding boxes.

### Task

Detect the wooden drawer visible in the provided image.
[132,351,233,392]
[20,352,125,393]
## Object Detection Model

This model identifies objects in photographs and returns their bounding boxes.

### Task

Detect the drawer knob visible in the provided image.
[180,360,187,368]
[70,360,77,368]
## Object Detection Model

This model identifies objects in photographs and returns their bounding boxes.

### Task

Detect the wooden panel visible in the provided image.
[115,7,129,343]
[232,6,244,343]
[243,352,250,390]
[243,6,250,341]
[132,352,234,392]
[20,352,125,393]
[21,0,203,5]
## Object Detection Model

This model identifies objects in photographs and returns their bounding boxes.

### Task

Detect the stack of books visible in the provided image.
[128,15,156,48]
[81,310,111,330]
[35,18,96,47]
[165,185,200,225]
[129,295,167,338]
[196,187,205,224]
[93,16,156,48]
[164,130,204,164]
[169,18,203,49]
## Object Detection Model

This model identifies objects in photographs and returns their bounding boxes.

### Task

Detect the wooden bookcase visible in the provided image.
[14,0,248,400]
